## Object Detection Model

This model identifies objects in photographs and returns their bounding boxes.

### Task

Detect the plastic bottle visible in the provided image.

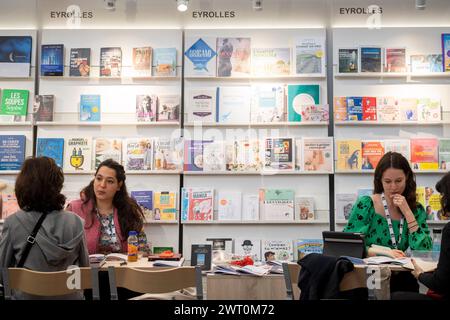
[432,228,442,261]
[127,231,139,262]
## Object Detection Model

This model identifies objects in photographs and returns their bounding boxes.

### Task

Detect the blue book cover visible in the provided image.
[41,44,64,76]
[183,140,203,171]
[0,135,26,170]
[181,188,189,221]
[80,95,101,121]
[36,138,64,167]
[0,36,32,77]
[153,48,177,76]
[131,190,153,220]
[360,47,382,73]
[346,97,363,121]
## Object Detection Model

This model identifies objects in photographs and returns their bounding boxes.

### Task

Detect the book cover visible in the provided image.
[336,193,357,220]
[384,139,411,162]
[94,138,122,169]
[295,197,315,220]
[154,191,177,221]
[417,98,441,122]
[333,97,347,121]
[157,94,180,122]
[398,98,418,121]
[0,89,29,118]
[251,48,290,76]
[203,140,226,172]
[33,95,54,121]
[336,140,362,171]
[36,138,64,168]
[338,48,358,73]
[360,47,382,73]
[287,84,320,122]
[410,138,439,170]
[430,54,444,72]
[100,47,122,77]
[235,238,261,261]
[184,37,217,77]
[1,193,19,219]
[153,48,177,77]
[250,85,285,123]
[132,47,152,77]
[217,86,251,123]
[442,33,450,72]
[183,140,203,172]
[346,97,363,121]
[69,48,90,77]
[300,104,329,122]
[191,244,212,271]
[259,188,295,221]
[136,94,157,122]
[384,48,406,73]
[264,137,294,171]
[296,239,323,259]
[217,191,242,221]
[183,187,214,221]
[377,97,400,122]
[362,96,377,121]
[295,36,325,75]
[130,190,153,221]
[63,137,92,171]
[217,37,251,77]
[187,88,216,123]
[410,54,431,73]
[123,138,152,171]
[230,139,261,172]
[242,194,259,221]
[439,138,450,170]
[357,188,373,197]
[262,240,293,262]
[153,137,183,171]
[302,137,333,172]
[295,138,302,171]
[361,140,385,170]
[0,135,26,170]
[79,94,101,122]
[41,44,64,76]
[0,36,32,77]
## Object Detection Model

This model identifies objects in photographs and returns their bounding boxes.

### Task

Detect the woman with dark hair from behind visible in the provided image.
[0,157,89,299]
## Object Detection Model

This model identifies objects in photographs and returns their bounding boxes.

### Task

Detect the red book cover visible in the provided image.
[361,141,385,170]
[362,96,377,121]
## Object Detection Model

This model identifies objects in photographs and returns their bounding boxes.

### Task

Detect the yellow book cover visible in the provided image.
[154,191,176,221]
[416,186,426,209]
[337,140,362,170]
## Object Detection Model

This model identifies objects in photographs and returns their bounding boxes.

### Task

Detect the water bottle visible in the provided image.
[432,228,442,261]
[127,231,139,262]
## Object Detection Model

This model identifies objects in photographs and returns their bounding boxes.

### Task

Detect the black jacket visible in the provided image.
[297,253,359,300]
[419,222,450,299]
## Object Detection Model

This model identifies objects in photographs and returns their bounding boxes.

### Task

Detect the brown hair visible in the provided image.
[81,159,144,238]
[374,152,417,211]
[436,172,450,214]
[15,157,66,212]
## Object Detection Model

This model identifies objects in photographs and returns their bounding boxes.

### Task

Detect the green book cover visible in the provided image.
[264,189,295,201]
[1,89,29,116]
[287,84,320,122]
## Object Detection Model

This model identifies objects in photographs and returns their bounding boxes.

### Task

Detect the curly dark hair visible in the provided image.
[373,152,417,211]
[436,172,450,214]
[15,157,66,212]
[81,159,145,238]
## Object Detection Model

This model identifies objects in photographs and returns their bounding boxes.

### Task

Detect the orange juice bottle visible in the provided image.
[127,231,138,262]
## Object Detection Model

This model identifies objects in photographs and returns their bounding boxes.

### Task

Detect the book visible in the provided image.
[302,137,333,172]
[410,54,443,73]
[130,190,153,221]
[439,138,450,170]
[33,94,54,122]
[300,104,329,122]
[384,48,406,73]
[442,33,450,72]
[410,138,439,170]
[180,187,214,221]
[346,97,363,121]
[69,48,91,77]
[362,96,377,121]
[123,138,153,171]
[153,48,177,77]
[41,44,64,76]
[154,191,177,221]
[184,37,217,77]
[336,193,357,220]
[183,140,203,172]
[287,84,320,122]
[251,48,290,76]
[89,253,128,266]
[295,197,315,220]
[157,94,180,122]
[231,139,262,172]
[153,137,183,171]
[361,140,385,170]
[262,240,293,262]
[191,244,212,271]
[417,98,441,122]
[94,138,122,169]
[360,47,382,73]
[295,138,302,171]
[153,246,174,254]
[357,188,373,197]
[377,97,400,122]
[0,135,26,170]
[336,140,362,171]
[214,264,271,276]
[132,47,152,77]
[79,94,101,122]
[147,253,182,261]
[263,137,294,171]
[242,194,259,221]
[333,97,347,121]
[217,86,251,123]
[0,36,32,77]
[0,89,29,121]
[295,36,325,75]
[136,94,157,122]
[152,259,185,267]
[250,85,285,123]
[338,48,358,73]
[36,138,64,168]
[217,191,242,221]
[234,238,261,261]
[187,88,217,123]
[259,188,295,221]
[384,139,411,162]
[217,37,251,77]
[296,239,323,259]
[1,193,19,219]
[203,140,226,172]
[100,47,122,77]
[398,98,418,121]
[63,137,92,171]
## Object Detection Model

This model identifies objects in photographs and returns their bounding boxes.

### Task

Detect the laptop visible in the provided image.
[322,231,366,259]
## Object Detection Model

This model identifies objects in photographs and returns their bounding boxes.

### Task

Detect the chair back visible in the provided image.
[282,262,301,300]
[2,267,99,300]
[108,266,203,300]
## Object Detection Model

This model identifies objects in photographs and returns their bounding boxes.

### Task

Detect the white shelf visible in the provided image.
[184,121,328,127]
[40,76,180,81]
[335,121,445,126]
[64,170,181,175]
[181,220,329,225]
[335,219,348,225]
[36,121,180,127]
[183,170,332,175]
[144,220,178,225]
[0,122,33,127]
[335,169,447,174]
[185,75,326,81]
[0,170,20,175]
[0,76,34,80]
[335,72,450,79]
[427,220,450,225]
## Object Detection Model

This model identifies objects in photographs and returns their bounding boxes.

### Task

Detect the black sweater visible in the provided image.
[419,222,450,298]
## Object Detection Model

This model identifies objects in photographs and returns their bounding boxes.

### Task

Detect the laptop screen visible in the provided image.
[322,231,366,258]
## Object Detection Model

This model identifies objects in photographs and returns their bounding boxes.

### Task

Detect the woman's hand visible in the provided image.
[391,194,410,212]
[411,259,424,279]
[391,249,406,258]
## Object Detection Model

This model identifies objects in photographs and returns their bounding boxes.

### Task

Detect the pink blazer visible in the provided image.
[67,199,127,255]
